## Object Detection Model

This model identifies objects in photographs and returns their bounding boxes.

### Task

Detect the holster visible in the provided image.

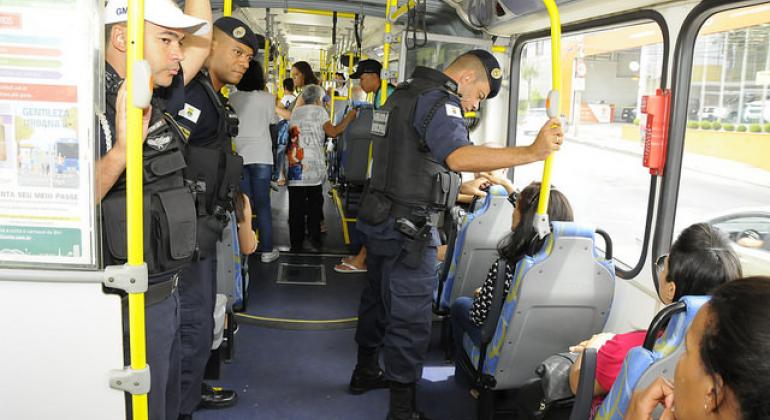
[399,223,432,269]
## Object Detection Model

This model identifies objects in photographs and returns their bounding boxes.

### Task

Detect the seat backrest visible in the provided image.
[594,295,710,420]
[465,222,615,389]
[339,106,373,185]
[438,185,511,312]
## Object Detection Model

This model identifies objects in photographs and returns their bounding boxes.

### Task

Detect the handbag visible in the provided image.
[536,352,578,405]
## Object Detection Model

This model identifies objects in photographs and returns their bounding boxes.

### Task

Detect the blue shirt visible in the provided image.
[175,73,222,146]
[413,89,470,164]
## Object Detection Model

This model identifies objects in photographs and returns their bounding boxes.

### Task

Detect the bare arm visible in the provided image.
[568,333,616,396]
[275,102,291,120]
[323,109,357,138]
[181,0,212,86]
[445,118,563,172]
[237,195,258,255]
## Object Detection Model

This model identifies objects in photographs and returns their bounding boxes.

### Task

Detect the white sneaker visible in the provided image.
[260,249,280,263]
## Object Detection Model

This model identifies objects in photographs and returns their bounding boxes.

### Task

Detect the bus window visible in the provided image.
[513,21,665,269]
[677,3,770,276]
[404,35,488,76]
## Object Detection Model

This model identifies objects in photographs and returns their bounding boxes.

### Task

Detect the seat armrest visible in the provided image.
[569,347,597,420]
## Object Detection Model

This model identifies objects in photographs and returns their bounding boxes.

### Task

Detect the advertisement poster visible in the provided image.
[0,0,98,267]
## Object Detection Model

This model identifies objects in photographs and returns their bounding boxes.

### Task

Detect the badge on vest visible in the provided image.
[445,103,463,119]
[370,109,390,136]
[178,103,201,124]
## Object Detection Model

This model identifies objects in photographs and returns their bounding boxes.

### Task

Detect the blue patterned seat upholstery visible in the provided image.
[462,222,615,390]
[436,184,511,312]
[594,296,710,420]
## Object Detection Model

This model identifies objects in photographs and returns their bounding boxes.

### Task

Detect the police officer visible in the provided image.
[100,0,211,419]
[350,50,563,419]
[174,16,258,418]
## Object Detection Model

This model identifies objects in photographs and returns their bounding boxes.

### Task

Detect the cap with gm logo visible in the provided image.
[105,0,210,35]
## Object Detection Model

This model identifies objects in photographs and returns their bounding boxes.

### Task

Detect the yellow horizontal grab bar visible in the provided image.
[491,45,506,53]
[390,0,416,21]
[287,8,356,19]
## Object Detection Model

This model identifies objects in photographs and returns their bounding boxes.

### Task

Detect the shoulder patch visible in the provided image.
[445,103,463,119]
[178,103,201,124]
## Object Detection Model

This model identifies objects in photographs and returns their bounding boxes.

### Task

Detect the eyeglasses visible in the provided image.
[507,190,519,207]
[655,253,668,275]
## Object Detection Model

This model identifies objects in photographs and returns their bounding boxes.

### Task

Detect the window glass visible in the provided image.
[404,39,479,76]
[513,22,664,267]
[678,4,770,276]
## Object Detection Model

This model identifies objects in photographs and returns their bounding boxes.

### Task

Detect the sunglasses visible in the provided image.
[655,253,668,275]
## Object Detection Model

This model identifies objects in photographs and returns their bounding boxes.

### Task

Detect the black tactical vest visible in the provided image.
[182,71,244,256]
[358,67,462,226]
[101,76,197,275]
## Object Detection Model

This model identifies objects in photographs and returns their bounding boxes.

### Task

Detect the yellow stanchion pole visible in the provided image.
[380,0,395,107]
[126,0,148,419]
[223,0,232,16]
[264,37,270,83]
[534,0,562,236]
[389,0,416,21]
[347,52,354,99]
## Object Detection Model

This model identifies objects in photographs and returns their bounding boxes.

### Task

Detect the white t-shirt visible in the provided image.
[229,90,276,165]
[286,105,328,187]
[281,93,296,109]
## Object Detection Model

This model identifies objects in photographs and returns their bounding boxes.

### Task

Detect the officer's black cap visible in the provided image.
[350,59,382,79]
[466,49,502,99]
[213,16,260,53]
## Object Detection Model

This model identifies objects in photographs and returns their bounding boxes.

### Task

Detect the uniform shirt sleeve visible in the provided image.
[413,90,470,164]
[595,330,647,392]
[175,81,217,144]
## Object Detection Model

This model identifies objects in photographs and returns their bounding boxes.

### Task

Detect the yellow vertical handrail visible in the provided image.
[347,53,354,99]
[223,0,232,16]
[380,0,395,107]
[126,0,148,418]
[279,54,286,97]
[535,0,562,226]
[264,38,270,84]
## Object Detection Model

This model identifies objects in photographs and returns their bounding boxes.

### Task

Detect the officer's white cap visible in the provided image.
[105,0,211,36]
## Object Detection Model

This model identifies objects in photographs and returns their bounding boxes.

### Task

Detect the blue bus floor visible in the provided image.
[198,254,491,419]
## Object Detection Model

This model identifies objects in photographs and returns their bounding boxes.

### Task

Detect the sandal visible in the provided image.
[334,261,367,273]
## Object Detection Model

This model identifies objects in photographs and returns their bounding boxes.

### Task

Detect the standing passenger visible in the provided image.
[174,16,258,418]
[349,50,563,419]
[101,0,211,418]
[230,60,280,263]
[286,85,357,251]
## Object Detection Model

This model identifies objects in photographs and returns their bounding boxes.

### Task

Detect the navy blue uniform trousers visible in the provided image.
[179,257,216,414]
[354,236,437,384]
[123,274,181,420]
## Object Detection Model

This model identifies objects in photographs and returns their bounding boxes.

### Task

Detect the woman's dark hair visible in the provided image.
[668,223,742,300]
[236,60,265,92]
[497,182,574,263]
[283,77,295,92]
[291,61,319,86]
[700,276,770,419]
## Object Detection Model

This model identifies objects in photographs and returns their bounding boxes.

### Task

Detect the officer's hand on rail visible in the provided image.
[626,376,675,420]
[529,117,563,161]
[114,83,152,158]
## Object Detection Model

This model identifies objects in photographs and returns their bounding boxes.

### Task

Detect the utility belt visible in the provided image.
[121,271,179,307]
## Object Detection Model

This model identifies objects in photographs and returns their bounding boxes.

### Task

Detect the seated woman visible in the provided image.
[450,182,573,354]
[568,223,743,413]
[626,276,770,420]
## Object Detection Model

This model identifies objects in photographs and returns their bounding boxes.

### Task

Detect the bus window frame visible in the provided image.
[506,10,670,278]
[653,0,770,271]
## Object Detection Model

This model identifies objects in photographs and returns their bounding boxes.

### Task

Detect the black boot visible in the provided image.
[349,346,389,394]
[386,382,431,420]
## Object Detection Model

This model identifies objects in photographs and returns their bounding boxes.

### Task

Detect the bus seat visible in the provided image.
[339,105,374,186]
[436,185,512,313]
[457,222,615,418]
[590,296,710,420]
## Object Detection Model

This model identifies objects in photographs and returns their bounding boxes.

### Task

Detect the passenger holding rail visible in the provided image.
[100,0,211,419]
[173,16,259,417]
[335,59,395,274]
[568,223,742,416]
[626,276,770,420]
[350,50,563,420]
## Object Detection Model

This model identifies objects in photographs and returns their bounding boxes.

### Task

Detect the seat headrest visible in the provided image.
[653,295,711,356]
